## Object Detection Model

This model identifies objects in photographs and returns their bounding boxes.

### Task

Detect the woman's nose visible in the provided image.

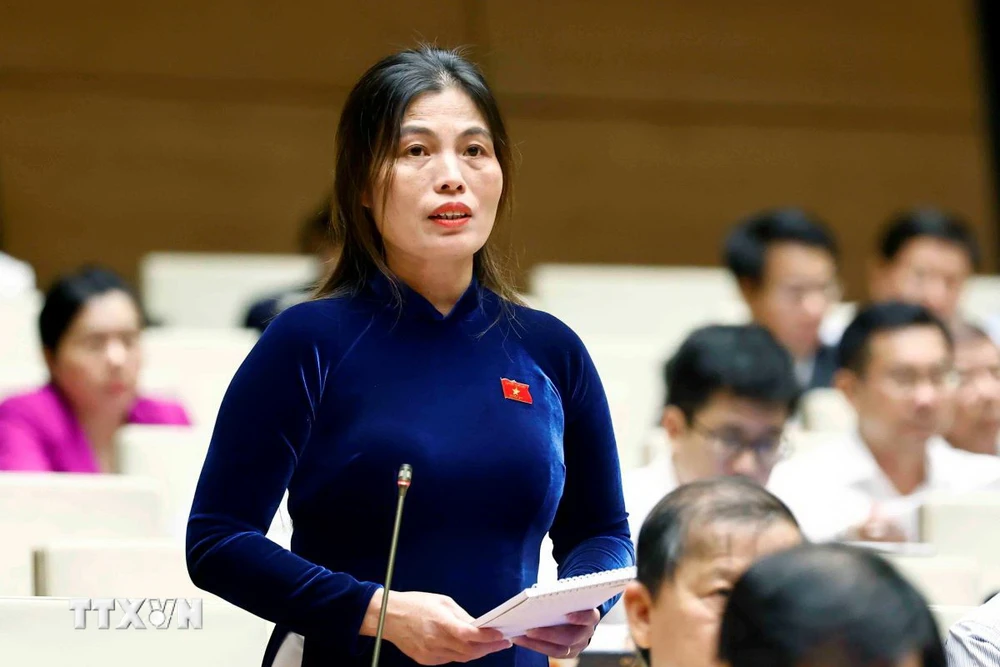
[435,154,466,193]
[106,339,128,366]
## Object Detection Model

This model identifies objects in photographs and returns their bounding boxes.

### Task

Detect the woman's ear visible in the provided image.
[42,348,56,376]
[623,580,655,652]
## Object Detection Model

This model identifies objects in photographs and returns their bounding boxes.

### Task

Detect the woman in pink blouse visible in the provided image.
[0,266,191,473]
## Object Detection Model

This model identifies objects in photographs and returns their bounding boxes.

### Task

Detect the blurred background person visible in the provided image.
[768,302,1000,542]
[944,322,1000,456]
[723,208,841,390]
[624,324,800,540]
[243,200,343,333]
[623,477,803,667]
[718,543,946,667]
[0,266,191,472]
[869,207,980,330]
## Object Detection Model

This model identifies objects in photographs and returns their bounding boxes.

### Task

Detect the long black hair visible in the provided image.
[718,543,946,667]
[316,45,519,305]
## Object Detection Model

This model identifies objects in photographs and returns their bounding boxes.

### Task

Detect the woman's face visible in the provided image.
[368,87,503,272]
[47,290,143,418]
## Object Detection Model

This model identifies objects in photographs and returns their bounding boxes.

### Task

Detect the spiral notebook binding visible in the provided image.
[533,566,636,598]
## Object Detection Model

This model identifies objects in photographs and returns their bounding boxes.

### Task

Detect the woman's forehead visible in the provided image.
[403,88,487,128]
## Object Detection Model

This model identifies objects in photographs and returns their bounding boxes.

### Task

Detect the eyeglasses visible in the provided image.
[880,367,960,394]
[772,281,842,306]
[689,421,788,466]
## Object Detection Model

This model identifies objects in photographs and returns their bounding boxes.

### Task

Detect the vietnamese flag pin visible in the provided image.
[501,378,533,404]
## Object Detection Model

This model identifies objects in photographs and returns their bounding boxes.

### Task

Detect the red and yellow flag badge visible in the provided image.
[501,378,532,404]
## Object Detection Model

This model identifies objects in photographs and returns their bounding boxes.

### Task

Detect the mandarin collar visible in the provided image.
[368,270,485,322]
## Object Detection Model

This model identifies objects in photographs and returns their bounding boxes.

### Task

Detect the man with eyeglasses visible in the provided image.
[944,322,1000,457]
[623,324,801,543]
[724,208,841,390]
[768,302,1000,542]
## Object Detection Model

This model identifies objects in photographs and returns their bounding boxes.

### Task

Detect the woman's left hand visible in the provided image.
[512,609,599,659]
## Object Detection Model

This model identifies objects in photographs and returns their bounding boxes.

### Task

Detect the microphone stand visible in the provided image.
[371,463,412,667]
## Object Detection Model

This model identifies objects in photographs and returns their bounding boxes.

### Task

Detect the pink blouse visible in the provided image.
[0,384,191,473]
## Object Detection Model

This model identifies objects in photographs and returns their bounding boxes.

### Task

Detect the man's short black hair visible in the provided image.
[837,301,953,374]
[719,544,945,667]
[664,324,801,421]
[635,478,800,666]
[724,208,839,285]
[878,207,980,270]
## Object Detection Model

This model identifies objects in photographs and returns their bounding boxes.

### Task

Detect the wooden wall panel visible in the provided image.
[0,88,341,284]
[0,0,994,295]
[506,118,991,296]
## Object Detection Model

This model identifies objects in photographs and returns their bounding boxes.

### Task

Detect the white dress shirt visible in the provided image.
[767,432,1000,542]
[947,593,1000,666]
[622,450,679,544]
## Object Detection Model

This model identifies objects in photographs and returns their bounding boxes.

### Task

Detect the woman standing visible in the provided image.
[186,46,633,666]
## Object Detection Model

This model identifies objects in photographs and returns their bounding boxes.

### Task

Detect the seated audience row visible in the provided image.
[623,476,947,667]
[0,267,191,472]
[725,207,980,391]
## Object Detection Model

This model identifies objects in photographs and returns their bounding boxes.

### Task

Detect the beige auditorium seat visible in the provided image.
[883,553,982,606]
[140,327,257,428]
[528,264,740,353]
[579,336,670,470]
[921,492,1000,599]
[0,291,44,376]
[116,425,211,540]
[34,539,202,598]
[0,596,272,666]
[0,474,166,596]
[963,275,1000,324]
[798,388,856,433]
[140,251,318,329]
[116,424,294,548]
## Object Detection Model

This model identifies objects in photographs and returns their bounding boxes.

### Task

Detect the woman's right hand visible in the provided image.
[362,589,513,665]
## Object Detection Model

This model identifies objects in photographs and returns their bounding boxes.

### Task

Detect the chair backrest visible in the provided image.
[116,425,212,540]
[0,291,45,371]
[34,538,202,598]
[139,327,258,428]
[140,252,317,328]
[0,595,272,665]
[0,474,165,595]
[883,553,982,606]
[921,492,1000,599]
[798,388,857,433]
[115,424,294,548]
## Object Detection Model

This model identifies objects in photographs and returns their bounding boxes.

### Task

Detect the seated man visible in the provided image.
[946,592,1000,665]
[243,200,342,333]
[623,477,803,667]
[724,208,841,389]
[768,302,1000,542]
[624,324,800,540]
[945,323,1000,456]
[869,207,979,330]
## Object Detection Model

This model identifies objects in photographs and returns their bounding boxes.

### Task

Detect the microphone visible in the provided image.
[371,463,413,667]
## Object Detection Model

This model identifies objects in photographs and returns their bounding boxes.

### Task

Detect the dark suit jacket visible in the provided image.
[808,343,839,390]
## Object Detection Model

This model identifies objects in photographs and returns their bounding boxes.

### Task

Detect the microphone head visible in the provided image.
[397,464,413,489]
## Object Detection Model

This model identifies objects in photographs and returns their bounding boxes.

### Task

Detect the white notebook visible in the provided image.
[473,567,637,638]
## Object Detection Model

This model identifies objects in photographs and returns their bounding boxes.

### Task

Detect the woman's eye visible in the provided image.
[465,145,484,157]
[404,145,427,157]
[712,588,731,600]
